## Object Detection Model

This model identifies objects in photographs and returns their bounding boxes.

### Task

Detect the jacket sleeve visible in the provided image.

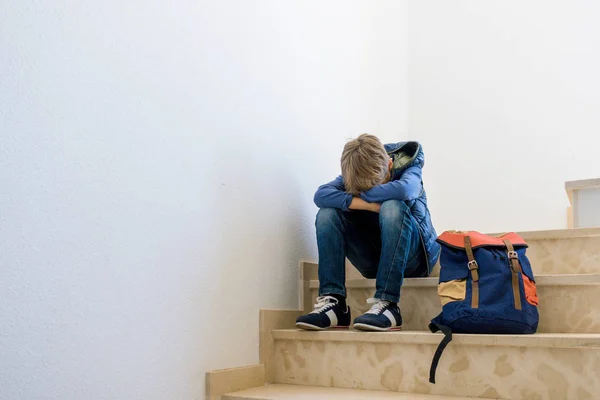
[360,166,422,203]
[314,175,354,211]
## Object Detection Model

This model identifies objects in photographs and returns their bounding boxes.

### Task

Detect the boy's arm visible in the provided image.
[360,166,422,203]
[314,176,380,212]
[349,197,381,213]
[314,176,354,211]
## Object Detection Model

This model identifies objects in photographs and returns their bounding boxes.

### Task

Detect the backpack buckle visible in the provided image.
[468,260,479,282]
[508,251,519,260]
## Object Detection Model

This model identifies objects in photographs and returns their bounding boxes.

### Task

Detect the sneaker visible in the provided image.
[295,296,351,331]
[353,298,402,331]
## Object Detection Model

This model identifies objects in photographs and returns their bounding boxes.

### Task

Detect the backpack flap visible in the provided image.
[437,231,528,249]
[437,231,530,312]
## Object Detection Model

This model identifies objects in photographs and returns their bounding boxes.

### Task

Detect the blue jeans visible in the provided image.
[316,200,426,303]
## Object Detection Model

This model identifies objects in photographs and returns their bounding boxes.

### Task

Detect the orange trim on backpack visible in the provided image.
[437,231,528,249]
[522,275,539,306]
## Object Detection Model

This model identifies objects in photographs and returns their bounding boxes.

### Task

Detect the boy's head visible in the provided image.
[341,134,393,195]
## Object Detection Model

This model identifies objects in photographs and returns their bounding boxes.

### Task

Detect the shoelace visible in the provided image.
[365,298,391,315]
[310,295,338,314]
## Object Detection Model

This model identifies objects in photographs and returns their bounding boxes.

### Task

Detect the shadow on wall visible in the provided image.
[199,149,312,368]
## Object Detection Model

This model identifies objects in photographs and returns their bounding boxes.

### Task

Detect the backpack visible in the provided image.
[428,231,539,383]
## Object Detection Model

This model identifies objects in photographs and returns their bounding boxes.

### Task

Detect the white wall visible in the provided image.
[0,1,408,399]
[409,0,600,233]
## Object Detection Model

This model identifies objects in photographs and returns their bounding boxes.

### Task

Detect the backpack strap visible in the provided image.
[428,323,453,384]
[503,239,523,310]
[464,236,479,309]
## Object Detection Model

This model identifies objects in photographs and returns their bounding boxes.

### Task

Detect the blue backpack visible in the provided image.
[429,231,539,383]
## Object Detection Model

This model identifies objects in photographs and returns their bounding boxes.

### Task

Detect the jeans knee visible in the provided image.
[379,200,410,223]
[316,208,343,230]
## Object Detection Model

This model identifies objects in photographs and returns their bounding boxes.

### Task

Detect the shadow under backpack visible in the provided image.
[428,231,540,384]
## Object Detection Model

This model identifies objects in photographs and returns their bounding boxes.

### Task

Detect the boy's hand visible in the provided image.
[349,197,381,213]
[370,202,381,213]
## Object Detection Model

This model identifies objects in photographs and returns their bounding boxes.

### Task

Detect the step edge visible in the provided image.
[309,273,600,289]
[223,384,476,400]
[222,395,270,400]
[565,177,600,190]
[517,227,600,239]
[272,329,600,349]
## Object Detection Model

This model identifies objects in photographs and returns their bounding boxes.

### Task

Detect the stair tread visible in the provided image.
[565,177,600,190]
[499,227,600,240]
[224,384,475,399]
[272,329,600,348]
[309,273,600,289]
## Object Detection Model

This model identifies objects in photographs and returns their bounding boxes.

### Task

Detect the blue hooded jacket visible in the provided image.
[313,141,440,273]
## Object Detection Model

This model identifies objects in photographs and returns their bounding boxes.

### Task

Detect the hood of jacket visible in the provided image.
[384,141,424,181]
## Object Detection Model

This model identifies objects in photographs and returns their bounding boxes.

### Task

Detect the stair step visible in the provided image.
[271,330,600,399]
[310,273,600,333]
[340,228,600,280]
[521,227,600,275]
[223,384,474,399]
[273,329,600,348]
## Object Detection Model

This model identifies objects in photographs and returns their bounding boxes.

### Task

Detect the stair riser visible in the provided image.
[310,284,600,333]
[273,339,599,400]
[526,237,600,274]
[343,236,600,280]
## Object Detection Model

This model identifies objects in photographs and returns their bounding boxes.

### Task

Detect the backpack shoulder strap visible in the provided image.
[504,239,523,310]
[428,323,453,384]
[464,236,479,309]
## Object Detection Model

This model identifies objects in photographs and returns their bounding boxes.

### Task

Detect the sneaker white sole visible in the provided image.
[353,323,402,332]
[295,322,350,331]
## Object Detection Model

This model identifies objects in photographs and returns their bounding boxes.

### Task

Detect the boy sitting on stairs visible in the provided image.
[296,134,440,332]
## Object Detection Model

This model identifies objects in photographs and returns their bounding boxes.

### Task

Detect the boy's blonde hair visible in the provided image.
[341,134,390,195]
